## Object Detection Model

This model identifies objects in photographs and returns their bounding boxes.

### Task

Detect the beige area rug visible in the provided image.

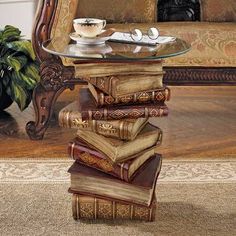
[0,159,236,236]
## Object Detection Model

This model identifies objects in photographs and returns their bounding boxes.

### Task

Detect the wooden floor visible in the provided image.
[0,86,236,159]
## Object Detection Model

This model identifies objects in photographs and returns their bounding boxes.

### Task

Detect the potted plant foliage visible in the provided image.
[0,25,40,111]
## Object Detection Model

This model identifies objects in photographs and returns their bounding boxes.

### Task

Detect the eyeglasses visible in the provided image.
[124,27,160,42]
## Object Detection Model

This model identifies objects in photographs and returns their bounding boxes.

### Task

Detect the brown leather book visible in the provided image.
[68,154,162,206]
[88,83,171,107]
[77,123,162,163]
[78,88,169,121]
[81,74,164,98]
[71,193,156,221]
[68,138,158,182]
[59,101,148,141]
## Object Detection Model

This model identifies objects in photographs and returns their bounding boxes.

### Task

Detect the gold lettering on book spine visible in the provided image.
[138,92,151,102]
[120,95,133,104]
[98,123,117,134]
[72,118,89,128]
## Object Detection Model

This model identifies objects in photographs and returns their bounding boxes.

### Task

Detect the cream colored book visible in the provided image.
[82,73,164,97]
[77,123,162,163]
[59,102,148,141]
[62,60,163,78]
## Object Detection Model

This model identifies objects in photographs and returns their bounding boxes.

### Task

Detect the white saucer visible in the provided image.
[69,31,111,45]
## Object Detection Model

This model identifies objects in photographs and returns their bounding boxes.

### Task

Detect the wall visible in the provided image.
[0,0,38,39]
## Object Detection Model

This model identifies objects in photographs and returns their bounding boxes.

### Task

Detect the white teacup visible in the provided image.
[73,18,106,38]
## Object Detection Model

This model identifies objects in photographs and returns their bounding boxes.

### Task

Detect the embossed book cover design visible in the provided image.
[68,138,160,182]
[88,83,171,107]
[72,194,156,221]
[59,101,148,140]
[78,88,169,121]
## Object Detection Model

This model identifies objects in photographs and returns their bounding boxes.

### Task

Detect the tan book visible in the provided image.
[82,73,164,97]
[71,194,156,221]
[59,101,148,140]
[62,60,163,78]
[68,154,162,206]
[77,123,162,163]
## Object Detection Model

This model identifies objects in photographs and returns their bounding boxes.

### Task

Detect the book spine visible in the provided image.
[59,110,136,140]
[82,105,169,120]
[97,87,171,106]
[72,194,156,221]
[59,110,91,129]
[68,141,130,182]
[81,76,118,96]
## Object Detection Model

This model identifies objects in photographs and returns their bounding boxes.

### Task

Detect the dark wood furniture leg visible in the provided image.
[26,60,84,140]
[26,83,66,140]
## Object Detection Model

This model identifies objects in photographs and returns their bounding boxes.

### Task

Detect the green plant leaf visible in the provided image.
[9,79,31,111]
[24,63,40,83]
[0,25,21,42]
[1,71,11,87]
[5,54,28,71]
[6,40,35,60]
[11,70,37,90]
[0,25,38,111]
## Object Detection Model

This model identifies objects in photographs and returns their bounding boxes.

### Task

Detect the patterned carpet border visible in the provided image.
[0,159,236,184]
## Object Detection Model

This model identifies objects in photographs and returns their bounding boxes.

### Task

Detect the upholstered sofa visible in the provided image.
[33,0,236,85]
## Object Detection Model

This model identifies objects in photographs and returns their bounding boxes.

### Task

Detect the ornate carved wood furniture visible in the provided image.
[27,0,235,139]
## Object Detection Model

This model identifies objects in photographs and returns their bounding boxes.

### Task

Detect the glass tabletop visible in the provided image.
[42,35,190,61]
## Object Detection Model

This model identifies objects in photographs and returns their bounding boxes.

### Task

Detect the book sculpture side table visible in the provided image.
[26,35,190,221]
[26,36,190,140]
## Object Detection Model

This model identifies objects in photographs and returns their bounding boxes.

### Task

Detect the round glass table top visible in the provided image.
[42,36,191,61]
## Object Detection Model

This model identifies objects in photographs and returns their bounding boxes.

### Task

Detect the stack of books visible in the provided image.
[59,62,170,221]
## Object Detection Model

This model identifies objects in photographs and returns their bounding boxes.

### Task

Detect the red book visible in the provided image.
[78,88,169,120]
[88,83,171,107]
[68,137,160,182]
